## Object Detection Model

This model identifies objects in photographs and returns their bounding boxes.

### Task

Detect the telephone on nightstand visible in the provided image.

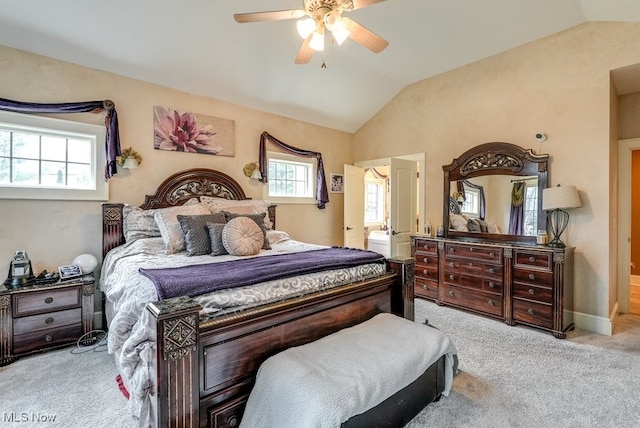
[4,250,36,288]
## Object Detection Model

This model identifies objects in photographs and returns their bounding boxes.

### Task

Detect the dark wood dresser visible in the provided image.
[0,275,95,366]
[412,236,574,338]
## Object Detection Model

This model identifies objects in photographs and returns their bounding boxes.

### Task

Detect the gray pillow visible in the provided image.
[206,222,228,256]
[222,211,271,250]
[177,213,226,256]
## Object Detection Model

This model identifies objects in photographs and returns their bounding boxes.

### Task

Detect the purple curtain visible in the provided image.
[0,98,121,180]
[259,132,329,209]
[508,181,525,234]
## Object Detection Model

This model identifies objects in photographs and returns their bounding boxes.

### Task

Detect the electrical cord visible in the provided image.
[70,329,108,354]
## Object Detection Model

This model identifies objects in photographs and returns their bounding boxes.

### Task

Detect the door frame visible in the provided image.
[617,138,640,313]
[355,153,426,238]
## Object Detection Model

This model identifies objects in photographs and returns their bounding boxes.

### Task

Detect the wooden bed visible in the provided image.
[101,168,423,428]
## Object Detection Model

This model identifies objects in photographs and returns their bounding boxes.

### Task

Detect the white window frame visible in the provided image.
[0,110,108,201]
[262,151,317,205]
[364,177,385,226]
[460,187,481,217]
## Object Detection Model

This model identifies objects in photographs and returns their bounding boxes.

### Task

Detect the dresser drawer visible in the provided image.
[445,243,502,264]
[414,277,438,300]
[13,308,82,335]
[13,323,83,355]
[414,239,438,256]
[513,269,553,286]
[209,396,247,428]
[13,287,81,317]
[513,299,553,329]
[514,250,552,270]
[415,255,438,279]
[512,283,553,304]
[440,284,503,317]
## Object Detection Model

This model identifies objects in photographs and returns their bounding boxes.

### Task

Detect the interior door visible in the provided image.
[389,158,417,257]
[343,164,365,249]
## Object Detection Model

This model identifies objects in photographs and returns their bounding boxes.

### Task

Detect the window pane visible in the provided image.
[13,132,40,159]
[68,163,92,188]
[41,135,67,162]
[68,139,92,163]
[12,159,39,184]
[41,161,66,186]
[0,130,9,156]
[0,157,9,183]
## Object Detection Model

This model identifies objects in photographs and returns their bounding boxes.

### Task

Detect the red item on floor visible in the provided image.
[116,374,130,399]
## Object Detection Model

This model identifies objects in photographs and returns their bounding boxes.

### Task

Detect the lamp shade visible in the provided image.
[542,185,581,211]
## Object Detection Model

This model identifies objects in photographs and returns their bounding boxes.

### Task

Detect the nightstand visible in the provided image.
[0,275,95,366]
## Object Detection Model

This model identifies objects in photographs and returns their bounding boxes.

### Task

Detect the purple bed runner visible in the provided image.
[139,247,386,300]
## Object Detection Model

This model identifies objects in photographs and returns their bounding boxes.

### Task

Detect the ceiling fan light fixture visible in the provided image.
[309,29,325,51]
[296,17,316,38]
[331,18,351,45]
[323,10,341,31]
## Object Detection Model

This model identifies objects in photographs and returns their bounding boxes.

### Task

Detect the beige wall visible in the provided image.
[0,45,351,282]
[354,22,640,328]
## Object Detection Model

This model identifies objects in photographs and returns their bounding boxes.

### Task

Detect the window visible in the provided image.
[460,187,480,217]
[264,151,316,204]
[0,110,107,200]
[523,185,538,236]
[365,179,385,225]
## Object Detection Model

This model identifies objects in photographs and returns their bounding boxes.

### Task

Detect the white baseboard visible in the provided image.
[572,303,618,336]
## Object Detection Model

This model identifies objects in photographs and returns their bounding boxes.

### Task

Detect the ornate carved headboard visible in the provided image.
[102,168,276,257]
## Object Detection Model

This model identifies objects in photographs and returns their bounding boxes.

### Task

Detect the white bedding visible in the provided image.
[98,230,387,423]
[240,313,458,428]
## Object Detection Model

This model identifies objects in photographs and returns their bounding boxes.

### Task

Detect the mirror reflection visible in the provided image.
[449,175,539,237]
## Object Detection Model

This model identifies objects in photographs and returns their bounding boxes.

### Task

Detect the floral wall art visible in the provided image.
[153,106,235,156]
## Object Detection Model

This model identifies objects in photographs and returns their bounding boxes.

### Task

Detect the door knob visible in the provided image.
[346,226,353,231]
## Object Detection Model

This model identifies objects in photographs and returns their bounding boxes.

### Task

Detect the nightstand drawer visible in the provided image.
[13,323,83,355]
[13,287,81,317]
[13,308,82,335]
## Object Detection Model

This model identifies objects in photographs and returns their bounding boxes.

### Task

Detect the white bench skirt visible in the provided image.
[240,313,458,428]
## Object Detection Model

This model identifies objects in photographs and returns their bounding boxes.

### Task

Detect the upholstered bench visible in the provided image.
[240,313,458,428]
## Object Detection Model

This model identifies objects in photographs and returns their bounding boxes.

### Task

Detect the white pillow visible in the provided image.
[449,213,469,231]
[154,203,210,254]
[122,204,160,242]
[222,216,264,256]
[200,197,273,230]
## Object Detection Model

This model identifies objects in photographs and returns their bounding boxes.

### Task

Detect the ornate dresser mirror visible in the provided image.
[442,142,549,243]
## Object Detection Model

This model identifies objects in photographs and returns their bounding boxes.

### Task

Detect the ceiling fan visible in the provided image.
[234,0,389,64]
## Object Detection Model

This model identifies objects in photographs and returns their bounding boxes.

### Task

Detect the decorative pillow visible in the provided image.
[467,218,482,232]
[488,222,502,234]
[122,204,160,242]
[154,203,210,254]
[477,219,489,233]
[206,222,228,256]
[449,213,469,231]
[222,211,271,250]
[177,213,226,256]
[222,217,264,256]
[201,197,273,230]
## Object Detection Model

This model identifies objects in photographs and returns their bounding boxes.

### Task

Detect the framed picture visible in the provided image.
[330,173,344,193]
[58,264,82,281]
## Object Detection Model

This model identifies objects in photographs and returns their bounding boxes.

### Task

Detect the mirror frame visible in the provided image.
[442,142,549,243]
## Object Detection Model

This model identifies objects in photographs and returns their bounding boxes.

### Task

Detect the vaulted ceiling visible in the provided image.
[1,1,639,132]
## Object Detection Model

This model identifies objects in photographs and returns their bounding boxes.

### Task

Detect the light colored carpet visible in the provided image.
[0,300,638,428]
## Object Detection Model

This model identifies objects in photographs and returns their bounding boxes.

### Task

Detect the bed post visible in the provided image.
[146,297,202,428]
[387,257,415,321]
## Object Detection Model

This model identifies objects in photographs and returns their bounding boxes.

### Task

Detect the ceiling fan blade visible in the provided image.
[295,35,313,64]
[345,18,389,53]
[234,9,306,23]
[350,0,387,11]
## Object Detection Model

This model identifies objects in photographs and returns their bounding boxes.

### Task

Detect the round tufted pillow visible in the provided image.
[222,216,265,256]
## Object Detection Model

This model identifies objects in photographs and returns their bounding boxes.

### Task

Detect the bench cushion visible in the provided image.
[240,313,458,428]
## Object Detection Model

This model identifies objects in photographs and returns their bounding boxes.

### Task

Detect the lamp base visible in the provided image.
[546,208,570,249]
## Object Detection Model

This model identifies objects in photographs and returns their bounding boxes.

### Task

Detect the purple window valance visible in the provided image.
[259,131,329,209]
[0,97,121,180]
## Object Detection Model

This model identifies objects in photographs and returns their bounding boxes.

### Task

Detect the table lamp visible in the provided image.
[542,185,581,248]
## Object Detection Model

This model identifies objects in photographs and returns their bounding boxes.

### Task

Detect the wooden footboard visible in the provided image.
[145,258,414,428]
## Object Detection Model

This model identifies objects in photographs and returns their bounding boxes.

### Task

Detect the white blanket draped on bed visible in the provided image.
[240,313,458,428]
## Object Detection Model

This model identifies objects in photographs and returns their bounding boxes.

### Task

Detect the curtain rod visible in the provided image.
[511,177,537,182]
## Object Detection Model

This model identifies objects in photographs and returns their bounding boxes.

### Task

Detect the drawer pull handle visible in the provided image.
[528,308,535,316]
[448,290,455,297]
[449,248,455,253]
[488,268,495,274]
[423,258,428,263]
[488,282,495,288]
[45,317,54,325]
[468,262,474,267]
[423,270,429,276]
[449,262,455,267]
[469,247,474,252]
[489,252,494,258]
[45,334,53,342]
[227,415,238,427]
[528,288,535,295]
[45,297,54,304]
[528,256,535,262]
[528,274,536,280]
[423,285,428,290]
[488,300,495,306]
[449,274,455,280]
